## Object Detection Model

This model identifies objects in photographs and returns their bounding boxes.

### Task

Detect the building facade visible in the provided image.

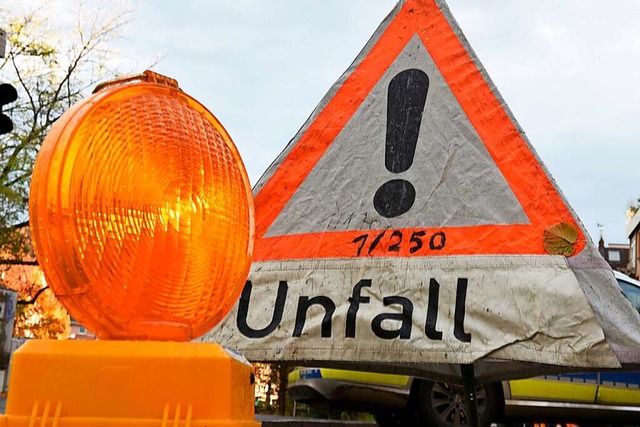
[69,318,97,340]
[627,211,640,280]
[598,238,631,276]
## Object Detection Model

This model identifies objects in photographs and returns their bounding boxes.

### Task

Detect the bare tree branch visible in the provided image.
[17,285,48,305]
[0,259,38,266]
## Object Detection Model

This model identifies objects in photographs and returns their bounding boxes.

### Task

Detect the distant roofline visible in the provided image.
[607,243,630,249]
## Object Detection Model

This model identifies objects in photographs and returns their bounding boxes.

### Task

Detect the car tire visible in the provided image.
[372,409,414,427]
[415,380,499,427]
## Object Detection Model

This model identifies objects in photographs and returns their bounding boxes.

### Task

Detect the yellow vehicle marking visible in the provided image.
[509,379,597,403]
[597,386,640,405]
[288,370,301,382]
[318,369,410,387]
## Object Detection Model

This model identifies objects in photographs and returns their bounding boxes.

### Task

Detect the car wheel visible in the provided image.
[415,380,499,427]
[372,409,413,427]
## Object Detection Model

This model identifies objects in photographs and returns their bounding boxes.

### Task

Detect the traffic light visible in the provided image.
[0,83,17,135]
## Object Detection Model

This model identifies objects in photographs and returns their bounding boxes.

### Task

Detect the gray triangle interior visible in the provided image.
[266,35,528,238]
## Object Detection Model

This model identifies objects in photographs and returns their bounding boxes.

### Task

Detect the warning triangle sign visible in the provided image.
[206,0,640,378]
[253,0,584,261]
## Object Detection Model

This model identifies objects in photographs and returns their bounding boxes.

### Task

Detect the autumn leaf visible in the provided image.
[543,222,579,256]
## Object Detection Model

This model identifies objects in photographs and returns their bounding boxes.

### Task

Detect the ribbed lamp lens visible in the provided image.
[29,72,254,341]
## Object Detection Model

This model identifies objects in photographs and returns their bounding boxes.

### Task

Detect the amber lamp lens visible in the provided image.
[29,77,254,341]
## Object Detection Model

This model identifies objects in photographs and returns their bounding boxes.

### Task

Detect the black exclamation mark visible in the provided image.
[374,69,429,218]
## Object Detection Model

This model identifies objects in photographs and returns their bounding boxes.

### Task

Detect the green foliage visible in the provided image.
[0,0,139,338]
[254,363,294,415]
[0,1,135,265]
[291,403,374,421]
[629,197,640,217]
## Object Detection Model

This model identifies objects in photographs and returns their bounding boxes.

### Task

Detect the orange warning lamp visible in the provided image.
[5,71,258,427]
[28,70,254,341]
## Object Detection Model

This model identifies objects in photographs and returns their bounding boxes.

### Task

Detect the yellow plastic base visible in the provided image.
[0,340,260,426]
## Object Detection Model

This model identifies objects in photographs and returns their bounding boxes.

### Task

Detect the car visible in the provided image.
[287,271,640,427]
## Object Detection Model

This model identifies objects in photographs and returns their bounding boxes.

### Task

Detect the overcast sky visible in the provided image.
[37,1,640,244]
